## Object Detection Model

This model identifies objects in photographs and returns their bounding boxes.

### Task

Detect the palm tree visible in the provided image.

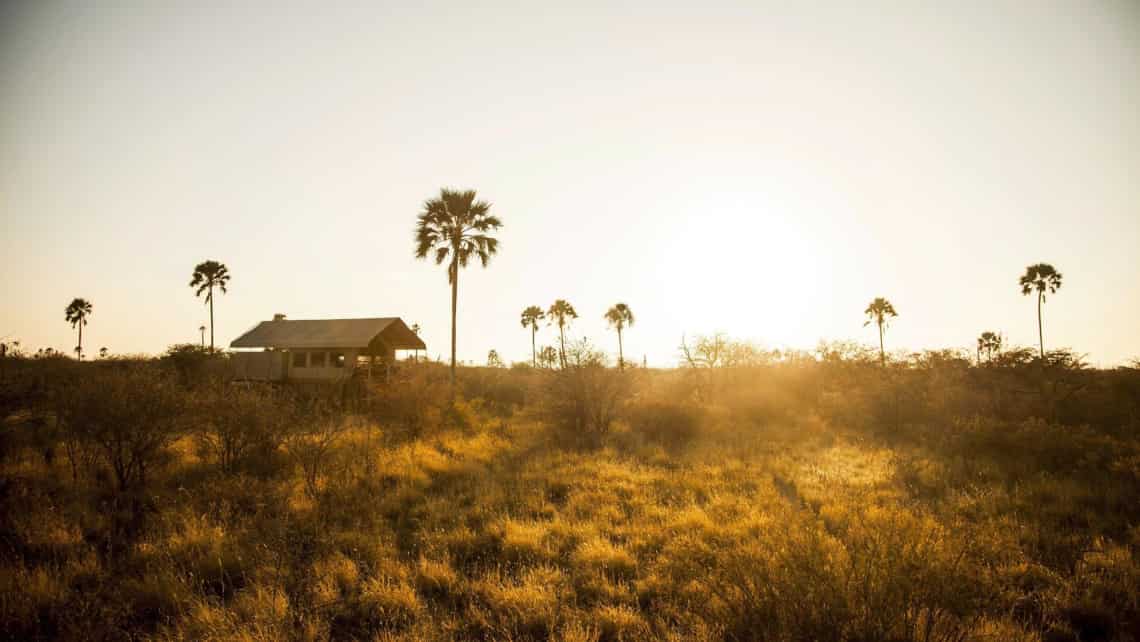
[65,298,93,360]
[520,306,545,367]
[604,303,635,370]
[863,297,897,365]
[198,324,206,348]
[190,260,231,351]
[487,349,503,368]
[547,300,577,368]
[977,331,1002,364]
[414,188,503,389]
[1019,263,1062,359]
[537,346,559,369]
[99,346,109,359]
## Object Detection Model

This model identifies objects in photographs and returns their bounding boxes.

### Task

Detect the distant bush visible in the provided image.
[160,343,226,386]
[195,384,294,475]
[369,366,450,440]
[57,365,185,492]
[626,399,700,451]
[540,341,633,448]
[461,366,532,416]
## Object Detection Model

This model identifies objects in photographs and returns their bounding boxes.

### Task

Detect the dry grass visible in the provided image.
[0,356,1138,640]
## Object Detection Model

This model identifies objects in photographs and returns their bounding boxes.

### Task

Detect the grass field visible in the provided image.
[1,347,1138,641]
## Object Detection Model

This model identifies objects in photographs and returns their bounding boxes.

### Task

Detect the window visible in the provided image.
[292,351,307,368]
[310,351,327,367]
[332,352,345,368]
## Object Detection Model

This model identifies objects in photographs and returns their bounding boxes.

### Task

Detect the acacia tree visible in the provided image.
[189,260,231,351]
[65,298,93,360]
[414,188,502,389]
[976,331,1002,364]
[520,305,545,367]
[604,303,635,370]
[1019,263,1062,359]
[547,299,578,368]
[863,297,897,365]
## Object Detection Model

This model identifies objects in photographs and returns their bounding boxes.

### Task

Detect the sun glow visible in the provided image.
[655,194,829,349]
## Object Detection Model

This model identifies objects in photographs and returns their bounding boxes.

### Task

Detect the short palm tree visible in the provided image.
[414,188,502,389]
[520,306,545,367]
[537,346,559,369]
[65,298,93,360]
[190,260,231,351]
[604,303,635,370]
[1019,263,1062,359]
[99,346,109,359]
[487,349,503,368]
[547,300,577,368]
[976,331,1002,364]
[863,297,897,365]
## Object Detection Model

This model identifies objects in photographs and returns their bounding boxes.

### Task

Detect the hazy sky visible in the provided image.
[2,1,1139,366]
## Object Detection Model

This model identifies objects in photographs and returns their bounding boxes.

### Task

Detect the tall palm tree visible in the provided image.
[604,303,635,370]
[547,300,577,368]
[189,260,231,351]
[863,297,897,365]
[414,188,502,389]
[65,298,93,360]
[1019,263,1062,359]
[977,331,1002,364]
[520,306,545,367]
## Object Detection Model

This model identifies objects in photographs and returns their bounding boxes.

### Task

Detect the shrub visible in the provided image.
[369,367,449,440]
[56,366,186,492]
[196,384,293,475]
[626,400,700,451]
[160,343,226,387]
[541,341,633,448]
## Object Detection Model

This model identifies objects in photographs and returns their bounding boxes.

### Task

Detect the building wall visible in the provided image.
[285,348,359,382]
[231,351,286,381]
[232,343,399,383]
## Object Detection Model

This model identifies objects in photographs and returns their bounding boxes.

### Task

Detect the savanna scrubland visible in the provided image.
[1,342,1139,642]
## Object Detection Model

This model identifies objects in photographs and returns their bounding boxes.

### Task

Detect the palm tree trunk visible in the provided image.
[558,324,566,369]
[1037,292,1044,359]
[617,327,624,370]
[878,321,885,366]
[208,284,215,352]
[78,322,83,360]
[450,258,458,391]
[531,326,537,368]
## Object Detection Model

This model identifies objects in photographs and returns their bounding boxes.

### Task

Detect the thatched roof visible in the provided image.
[230,317,425,350]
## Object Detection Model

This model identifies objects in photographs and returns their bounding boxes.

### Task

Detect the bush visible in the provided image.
[369,367,450,440]
[196,384,294,475]
[626,400,700,451]
[56,365,186,492]
[540,342,633,449]
[159,344,226,387]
